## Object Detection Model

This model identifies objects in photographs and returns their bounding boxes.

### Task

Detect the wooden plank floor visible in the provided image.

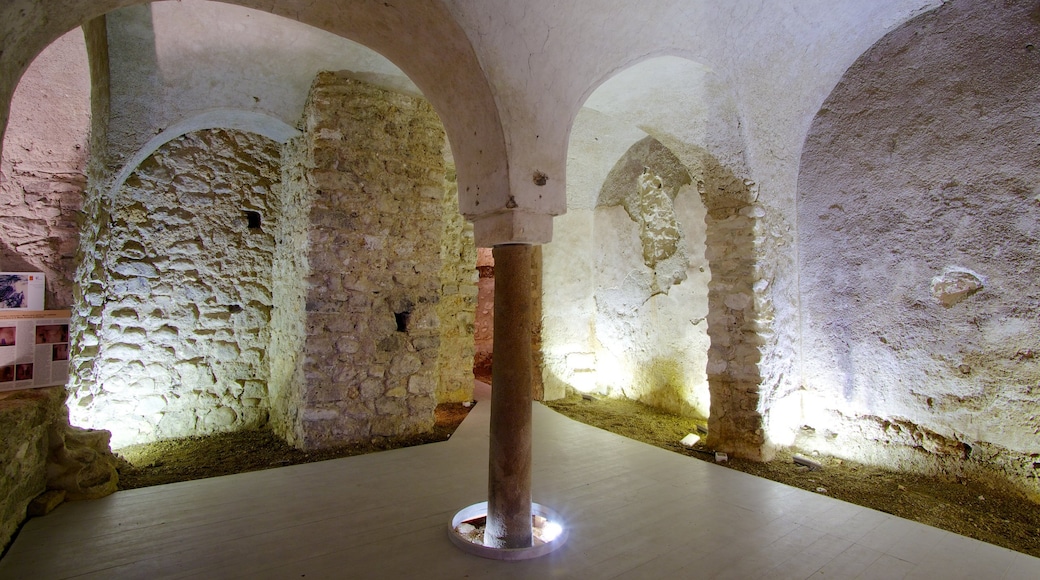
[3,381,1038,579]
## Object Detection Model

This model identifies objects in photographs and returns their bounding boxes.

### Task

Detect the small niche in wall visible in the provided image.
[243,210,262,230]
[395,310,411,332]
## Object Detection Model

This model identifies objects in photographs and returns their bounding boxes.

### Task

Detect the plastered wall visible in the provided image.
[587,136,711,417]
[545,89,768,457]
[0,28,90,308]
[797,0,1040,497]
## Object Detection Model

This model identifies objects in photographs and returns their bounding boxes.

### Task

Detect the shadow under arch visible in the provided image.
[549,54,769,459]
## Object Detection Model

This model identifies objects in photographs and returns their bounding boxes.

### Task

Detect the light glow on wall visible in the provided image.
[762,390,806,449]
[546,337,711,420]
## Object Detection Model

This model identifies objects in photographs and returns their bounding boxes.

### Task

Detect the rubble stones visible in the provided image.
[69,129,282,447]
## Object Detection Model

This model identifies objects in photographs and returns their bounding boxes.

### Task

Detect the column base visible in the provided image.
[448,501,569,560]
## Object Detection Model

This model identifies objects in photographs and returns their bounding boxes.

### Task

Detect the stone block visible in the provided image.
[408,374,436,396]
[111,261,159,279]
[389,352,422,376]
[336,338,361,354]
[47,424,118,501]
[110,277,151,296]
[931,267,984,307]
[203,406,238,429]
[360,377,384,399]
[102,342,143,361]
[370,414,405,437]
[27,489,66,517]
[135,395,166,416]
[411,335,440,350]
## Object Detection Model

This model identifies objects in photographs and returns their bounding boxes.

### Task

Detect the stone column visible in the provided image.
[484,243,534,548]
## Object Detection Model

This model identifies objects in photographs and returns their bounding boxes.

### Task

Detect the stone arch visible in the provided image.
[108,110,300,200]
[796,0,1040,495]
[545,55,766,458]
[0,0,509,223]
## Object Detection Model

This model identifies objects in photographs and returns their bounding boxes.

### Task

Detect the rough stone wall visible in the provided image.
[797,0,1040,497]
[268,134,310,442]
[693,154,768,458]
[0,387,63,552]
[0,28,90,308]
[67,18,115,450]
[276,72,460,448]
[68,129,280,448]
[1,386,120,552]
[435,165,478,403]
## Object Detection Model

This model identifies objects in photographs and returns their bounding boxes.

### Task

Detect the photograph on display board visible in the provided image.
[0,274,29,309]
[15,363,33,381]
[0,273,44,310]
[52,343,69,361]
[36,324,69,344]
[0,310,71,392]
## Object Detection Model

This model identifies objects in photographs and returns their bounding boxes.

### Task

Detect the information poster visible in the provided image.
[0,310,70,392]
[0,272,45,310]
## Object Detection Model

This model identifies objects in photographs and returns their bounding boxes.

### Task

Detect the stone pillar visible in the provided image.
[484,243,534,548]
[271,73,454,449]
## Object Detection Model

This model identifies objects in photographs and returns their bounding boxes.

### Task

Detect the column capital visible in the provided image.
[471,210,553,246]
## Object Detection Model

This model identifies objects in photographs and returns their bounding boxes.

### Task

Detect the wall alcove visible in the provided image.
[543,55,771,458]
[796,0,1040,496]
